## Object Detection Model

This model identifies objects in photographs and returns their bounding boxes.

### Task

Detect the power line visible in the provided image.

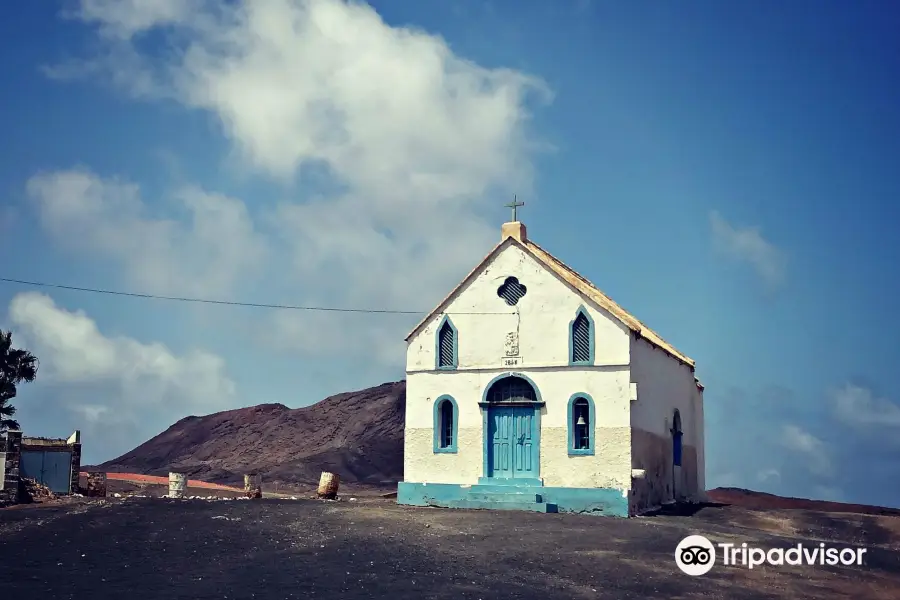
[0,276,509,316]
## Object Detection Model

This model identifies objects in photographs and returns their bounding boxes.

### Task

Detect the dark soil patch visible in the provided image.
[1,498,897,599]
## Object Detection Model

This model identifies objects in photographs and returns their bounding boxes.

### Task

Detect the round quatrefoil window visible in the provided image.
[497,276,527,306]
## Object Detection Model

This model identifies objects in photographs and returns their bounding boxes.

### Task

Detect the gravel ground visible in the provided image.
[1,497,898,599]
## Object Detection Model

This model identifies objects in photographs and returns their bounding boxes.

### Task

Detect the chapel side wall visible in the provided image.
[403,368,634,491]
[694,384,707,498]
[629,336,704,513]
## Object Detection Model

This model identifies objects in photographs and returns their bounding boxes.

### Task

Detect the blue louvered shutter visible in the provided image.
[572,313,591,363]
[438,322,454,367]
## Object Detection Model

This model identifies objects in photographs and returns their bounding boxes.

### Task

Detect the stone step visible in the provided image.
[465,484,545,496]
[450,500,558,513]
[466,492,542,503]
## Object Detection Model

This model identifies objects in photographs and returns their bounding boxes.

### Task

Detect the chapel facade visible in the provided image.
[397,218,706,517]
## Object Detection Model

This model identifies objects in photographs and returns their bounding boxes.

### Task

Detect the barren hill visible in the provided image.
[707,487,900,516]
[96,381,406,488]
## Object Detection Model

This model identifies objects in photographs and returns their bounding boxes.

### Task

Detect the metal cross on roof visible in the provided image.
[505,196,525,222]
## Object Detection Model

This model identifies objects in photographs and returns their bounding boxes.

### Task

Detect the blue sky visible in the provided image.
[1,0,899,508]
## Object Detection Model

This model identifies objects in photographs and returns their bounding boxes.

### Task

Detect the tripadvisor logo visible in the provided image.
[675,535,867,575]
[675,535,716,576]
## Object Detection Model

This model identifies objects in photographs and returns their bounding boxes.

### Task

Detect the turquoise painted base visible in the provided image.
[397,481,629,518]
[477,476,543,486]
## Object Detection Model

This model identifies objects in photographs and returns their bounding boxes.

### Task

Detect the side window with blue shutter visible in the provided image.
[569,307,594,365]
[433,396,458,453]
[672,409,683,467]
[436,316,458,369]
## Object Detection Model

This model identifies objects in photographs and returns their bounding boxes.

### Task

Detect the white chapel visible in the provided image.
[397,210,706,517]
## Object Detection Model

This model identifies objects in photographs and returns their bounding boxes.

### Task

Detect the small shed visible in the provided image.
[1,430,82,502]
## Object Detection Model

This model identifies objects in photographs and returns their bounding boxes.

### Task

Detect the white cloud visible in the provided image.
[780,424,832,477]
[9,292,235,403]
[62,0,550,185]
[26,168,267,298]
[831,383,900,429]
[781,424,820,454]
[71,0,201,39]
[43,0,551,360]
[756,468,781,483]
[8,292,237,456]
[710,211,786,288]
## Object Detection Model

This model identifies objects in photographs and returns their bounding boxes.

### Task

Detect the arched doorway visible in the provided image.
[481,374,542,482]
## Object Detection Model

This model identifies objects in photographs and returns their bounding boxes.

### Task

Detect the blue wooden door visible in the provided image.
[488,406,515,478]
[512,406,538,478]
[488,406,538,479]
[20,450,72,493]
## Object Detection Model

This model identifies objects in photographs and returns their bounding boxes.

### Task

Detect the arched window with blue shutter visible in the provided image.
[433,395,458,453]
[672,409,683,467]
[435,315,458,370]
[569,306,595,365]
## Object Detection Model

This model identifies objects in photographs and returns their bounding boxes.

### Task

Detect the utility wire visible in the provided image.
[0,276,510,316]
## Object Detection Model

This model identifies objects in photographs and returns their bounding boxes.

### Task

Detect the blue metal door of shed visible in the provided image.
[488,406,538,480]
[20,450,72,493]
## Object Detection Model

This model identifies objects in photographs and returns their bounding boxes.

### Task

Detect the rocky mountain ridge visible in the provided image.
[96,381,406,488]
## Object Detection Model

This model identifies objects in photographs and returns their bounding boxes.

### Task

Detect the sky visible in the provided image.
[1,0,899,508]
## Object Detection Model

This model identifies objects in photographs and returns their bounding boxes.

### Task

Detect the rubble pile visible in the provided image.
[21,478,55,503]
[243,474,263,499]
[84,472,108,498]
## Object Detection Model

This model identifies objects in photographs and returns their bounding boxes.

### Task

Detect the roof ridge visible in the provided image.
[525,241,694,368]
[404,237,512,341]
[405,235,695,369]
[525,241,640,326]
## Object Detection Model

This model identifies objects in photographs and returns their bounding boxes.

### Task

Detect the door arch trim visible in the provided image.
[480,374,543,481]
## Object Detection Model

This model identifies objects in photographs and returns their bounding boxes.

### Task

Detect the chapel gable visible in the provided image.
[405,231,632,372]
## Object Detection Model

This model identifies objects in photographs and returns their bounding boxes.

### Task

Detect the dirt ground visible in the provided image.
[1,497,898,600]
[78,474,394,499]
